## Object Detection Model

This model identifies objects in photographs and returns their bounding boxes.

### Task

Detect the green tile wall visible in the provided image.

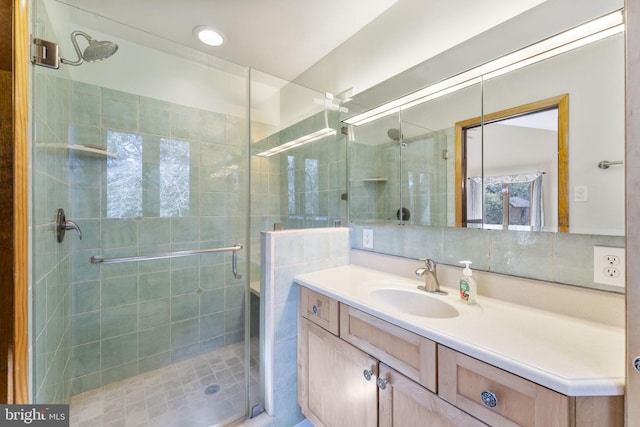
[350,223,625,292]
[261,228,350,426]
[349,130,449,225]
[67,82,249,394]
[31,0,73,403]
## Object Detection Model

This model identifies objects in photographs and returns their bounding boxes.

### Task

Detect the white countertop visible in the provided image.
[294,264,625,396]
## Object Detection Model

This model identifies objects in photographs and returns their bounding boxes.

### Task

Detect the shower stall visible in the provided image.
[31,0,253,423]
[29,0,346,425]
[348,113,450,226]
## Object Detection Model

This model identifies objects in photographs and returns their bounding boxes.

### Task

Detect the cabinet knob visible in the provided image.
[363,369,374,381]
[480,390,498,408]
[312,305,319,314]
[377,377,389,390]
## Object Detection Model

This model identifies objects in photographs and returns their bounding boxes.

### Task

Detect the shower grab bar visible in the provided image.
[90,244,244,280]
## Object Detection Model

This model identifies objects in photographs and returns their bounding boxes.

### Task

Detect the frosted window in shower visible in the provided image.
[159,139,190,216]
[106,131,143,218]
[304,158,318,215]
[288,156,295,215]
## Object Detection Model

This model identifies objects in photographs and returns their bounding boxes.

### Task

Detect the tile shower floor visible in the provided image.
[70,339,260,427]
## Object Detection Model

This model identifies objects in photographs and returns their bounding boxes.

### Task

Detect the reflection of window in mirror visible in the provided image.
[455,94,568,232]
[467,173,545,230]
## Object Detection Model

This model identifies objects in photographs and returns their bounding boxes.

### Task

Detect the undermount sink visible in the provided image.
[369,288,459,318]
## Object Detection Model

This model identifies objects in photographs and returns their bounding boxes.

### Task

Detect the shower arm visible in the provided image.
[60,31,91,66]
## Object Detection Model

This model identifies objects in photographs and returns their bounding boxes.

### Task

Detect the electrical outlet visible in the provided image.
[363,228,374,249]
[604,254,620,265]
[603,266,620,278]
[593,246,625,287]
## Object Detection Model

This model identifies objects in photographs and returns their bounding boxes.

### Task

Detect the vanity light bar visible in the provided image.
[483,24,624,81]
[255,127,337,157]
[344,10,624,126]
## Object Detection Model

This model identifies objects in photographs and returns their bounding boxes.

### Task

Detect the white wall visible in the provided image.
[483,34,625,235]
[299,0,623,103]
[294,0,546,96]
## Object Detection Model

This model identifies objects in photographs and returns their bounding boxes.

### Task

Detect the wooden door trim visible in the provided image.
[626,0,640,425]
[454,94,569,232]
[13,0,29,404]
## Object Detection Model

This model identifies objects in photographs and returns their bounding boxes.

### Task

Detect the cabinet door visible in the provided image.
[298,318,378,427]
[378,363,487,427]
[340,303,437,392]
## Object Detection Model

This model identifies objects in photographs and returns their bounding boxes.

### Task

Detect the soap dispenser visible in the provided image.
[459,260,477,305]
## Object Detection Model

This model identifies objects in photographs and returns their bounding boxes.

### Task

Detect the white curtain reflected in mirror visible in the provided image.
[468,173,544,231]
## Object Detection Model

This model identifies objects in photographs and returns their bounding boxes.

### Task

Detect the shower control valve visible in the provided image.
[56,208,83,242]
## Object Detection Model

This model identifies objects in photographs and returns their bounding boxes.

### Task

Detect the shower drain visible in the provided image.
[205,384,221,395]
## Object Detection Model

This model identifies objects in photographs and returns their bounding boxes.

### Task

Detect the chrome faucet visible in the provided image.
[415,258,446,295]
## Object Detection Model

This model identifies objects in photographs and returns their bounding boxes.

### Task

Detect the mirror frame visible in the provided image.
[454,93,569,232]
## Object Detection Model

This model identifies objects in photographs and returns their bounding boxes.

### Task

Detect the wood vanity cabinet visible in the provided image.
[438,346,623,427]
[297,286,623,427]
[377,363,487,426]
[439,345,571,426]
[298,287,484,427]
[299,284,339,335]
[298,318,378,427]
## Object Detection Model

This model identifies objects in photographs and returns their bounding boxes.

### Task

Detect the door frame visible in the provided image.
[12,0,29,404]
[626,0,640,425]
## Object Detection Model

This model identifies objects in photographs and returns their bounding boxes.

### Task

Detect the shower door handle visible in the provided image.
[232,243,243,280]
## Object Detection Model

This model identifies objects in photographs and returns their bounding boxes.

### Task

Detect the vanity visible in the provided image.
[294,252,624,427]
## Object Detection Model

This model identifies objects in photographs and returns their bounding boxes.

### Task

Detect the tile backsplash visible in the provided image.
[350,223,624,292]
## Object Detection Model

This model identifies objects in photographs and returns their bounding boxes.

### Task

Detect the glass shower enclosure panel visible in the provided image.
[30,0,253,425]
[249,69,347,277]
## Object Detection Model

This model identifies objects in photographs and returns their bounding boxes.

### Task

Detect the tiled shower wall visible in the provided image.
[349,131,449,225]
[32,69,73,403]
[31,0,73,403]
[67,81,248,394]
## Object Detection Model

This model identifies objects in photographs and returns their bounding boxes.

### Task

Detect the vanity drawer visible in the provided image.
[340,303,437,392]
[438,345,571,427]
[299,286,339,335]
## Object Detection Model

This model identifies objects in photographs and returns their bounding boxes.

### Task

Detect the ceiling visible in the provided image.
[57,0,399,82]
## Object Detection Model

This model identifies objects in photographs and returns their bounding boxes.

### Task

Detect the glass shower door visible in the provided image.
[30,0,253,425]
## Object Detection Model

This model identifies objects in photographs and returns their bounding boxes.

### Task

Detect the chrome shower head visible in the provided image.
[60,31,118,66]
[83,39,118,62]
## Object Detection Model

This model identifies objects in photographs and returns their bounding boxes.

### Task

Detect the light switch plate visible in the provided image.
[363,228,374,249]
[574,185,588,202]
[593,246,625,287]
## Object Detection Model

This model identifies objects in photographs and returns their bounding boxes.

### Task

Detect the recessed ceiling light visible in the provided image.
[193,26,224,47]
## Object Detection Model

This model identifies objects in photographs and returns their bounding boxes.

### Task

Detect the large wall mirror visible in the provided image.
[347,23,624,237]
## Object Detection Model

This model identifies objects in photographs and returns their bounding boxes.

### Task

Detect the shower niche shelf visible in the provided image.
[42,143,117,159]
